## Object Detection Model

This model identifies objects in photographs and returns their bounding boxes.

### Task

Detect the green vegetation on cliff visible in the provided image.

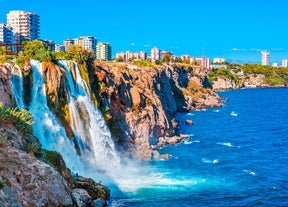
[0,105,33,140]
[208,67,240,85]
[242,64,288,86]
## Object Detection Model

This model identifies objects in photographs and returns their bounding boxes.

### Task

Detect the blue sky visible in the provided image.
[1,0,288,63]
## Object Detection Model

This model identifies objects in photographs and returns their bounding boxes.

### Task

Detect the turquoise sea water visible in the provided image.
[109,88,288,206]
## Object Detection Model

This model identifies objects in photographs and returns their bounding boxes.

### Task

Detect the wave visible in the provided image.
[230,111,238,116]
[186,112,195,116]
[242,170,256,176]
[217,142,241,148]
[184,138,200,145]
[213,109,220,113]
[202,158,219,164]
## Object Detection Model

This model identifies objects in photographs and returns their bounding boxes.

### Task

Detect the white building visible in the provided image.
[191,56,210,69]
[6,10,40,44]
[282,59,288,67]
[116,52,126,60]
[0,23,14,43]
[180,54,190,61]
[151,47,160,62]
[213,58,226,63]
[261,51,270,66]
[78,36,97,57]
[139,51,147,60]
[96,42,112,61]
[272,62,279,67]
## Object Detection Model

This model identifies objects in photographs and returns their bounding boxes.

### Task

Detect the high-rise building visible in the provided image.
[63,38,75,52]
[96,42,112,61]
[139,51,147,60]
[78,36,97,57]
[151,47,160,62]
[261,51,270,66]
[192,56,210,69]
[6,10,40,44]
[282,59,288,67]
[0,23,14,43]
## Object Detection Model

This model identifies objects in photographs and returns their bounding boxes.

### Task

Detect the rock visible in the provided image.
[160,154,171,160]
[152,150,160,160]
[0,147,73,206]
[0,186,21,207]
[93,198,106,207]
[71,188,92,207]
[73,176,110,200]
[185,119,193,125]
[0,64,15,107]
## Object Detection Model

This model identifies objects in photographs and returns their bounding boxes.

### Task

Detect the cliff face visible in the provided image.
[0,64,15,107]
[211,72,276,90]
[92,63,223,160]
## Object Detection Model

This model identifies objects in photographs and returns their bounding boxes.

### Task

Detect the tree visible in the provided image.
[66,45,94,65]
[174,57,183,63]
[155,60,162,65]
[116,56,124,62]
[22,40,53,62]
[162,53,172,63]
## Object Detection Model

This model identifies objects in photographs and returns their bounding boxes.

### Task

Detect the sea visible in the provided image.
[109,88,288,207]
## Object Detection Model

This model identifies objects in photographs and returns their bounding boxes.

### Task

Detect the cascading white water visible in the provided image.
[28,59,87,174]
[58,60,120,170]
[8,63,24,108]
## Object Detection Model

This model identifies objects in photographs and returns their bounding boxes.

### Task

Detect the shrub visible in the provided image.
[0,106,34,140]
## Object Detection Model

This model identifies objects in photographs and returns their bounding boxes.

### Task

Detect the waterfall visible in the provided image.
[8,63,24,108]
[58,60,120,170]
[28,59,86,173]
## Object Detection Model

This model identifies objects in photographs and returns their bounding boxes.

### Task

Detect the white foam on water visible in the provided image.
[202,158,219,164]
[213,109,220,112]
[230,111,238,116]
[186,112,195,116]
[242,170,256,176]
[217,142,240,148]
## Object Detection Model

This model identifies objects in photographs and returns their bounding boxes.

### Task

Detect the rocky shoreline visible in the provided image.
[1,60,286,206]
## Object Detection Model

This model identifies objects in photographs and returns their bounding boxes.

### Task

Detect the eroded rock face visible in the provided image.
[212,77,238,90]
[92,63,223,160]
[42,62,74,138]
[0,64,15,107]
[243,74,267,88]
[0,147,73,207]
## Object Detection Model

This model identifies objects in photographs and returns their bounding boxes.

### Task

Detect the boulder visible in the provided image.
[71,188,92,207]
[185,119,193,125]
[0,147,73,207]
[73,176,110,201]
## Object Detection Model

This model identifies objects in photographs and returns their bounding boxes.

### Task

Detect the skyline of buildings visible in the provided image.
[0,10,288,67]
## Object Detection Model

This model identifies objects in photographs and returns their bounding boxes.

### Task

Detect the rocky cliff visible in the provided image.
[0,63,110,207]
[0,64,15,107]
[90,62,223,160]
[212,74,268,90]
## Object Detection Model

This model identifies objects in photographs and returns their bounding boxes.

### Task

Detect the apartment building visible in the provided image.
[78,36,97,56]
[6,10,40,44]
[96,42,112,61]
[151,47,160,62]
[0,23,14,43]
[261,51,270,66]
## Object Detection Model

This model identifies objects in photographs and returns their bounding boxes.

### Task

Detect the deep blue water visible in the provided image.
[110,88,288,207]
